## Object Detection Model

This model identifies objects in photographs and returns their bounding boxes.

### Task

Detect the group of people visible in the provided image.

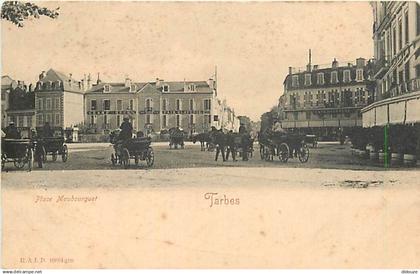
[211,123,253,162]
[1,121,55,140]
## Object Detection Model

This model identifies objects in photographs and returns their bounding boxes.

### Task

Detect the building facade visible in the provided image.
[280,56,375,138]
[84,77,238,136]
[362,2,420,127]
[6,81,36,129]
[1,75,17,128]
[34,69,87,129]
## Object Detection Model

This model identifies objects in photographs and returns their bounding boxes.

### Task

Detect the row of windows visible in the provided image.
[285,111,355,120]
[291,69,364,87]
[36,113,61,126]
[290,88,368,107]
[36,98,61,111]
[8,115,33,128]
[90,98,212,111]
[89,114,212,128]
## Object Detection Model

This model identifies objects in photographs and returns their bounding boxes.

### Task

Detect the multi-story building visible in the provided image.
[6,81,36,129]
[362,2,420,128]
[280,55,375,138]
[84,77,234,136]
[1,75,17,128]
[34,69,87,129]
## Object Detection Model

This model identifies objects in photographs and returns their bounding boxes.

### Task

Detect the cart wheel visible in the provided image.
[41,146,47,163]
[27,148,33,171]
[14,159,25,169]
[52,152,58,162]
[61,145,68,162]
[298,144,310,163]
[278,143,289,163]
[146,148,154,167]
[121,148,130,169]
[111,154,116,166]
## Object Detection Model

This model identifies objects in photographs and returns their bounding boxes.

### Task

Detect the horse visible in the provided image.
[192,132,212,151]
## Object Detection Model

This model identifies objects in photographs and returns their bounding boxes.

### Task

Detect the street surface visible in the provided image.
[2,141,418,173]
[2,141,420,268]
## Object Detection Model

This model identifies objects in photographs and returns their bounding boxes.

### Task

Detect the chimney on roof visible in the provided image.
[125,77,132,88]
[306,49,312,72]
[356,57,366,68]
[207,78,215,90]
[156,78,163,87]
[313,65,319,70]
[332,58,338,68]
[96,73,101,85]
[288,67,292,74]
[87,73,92,89]
[347,63,352,67]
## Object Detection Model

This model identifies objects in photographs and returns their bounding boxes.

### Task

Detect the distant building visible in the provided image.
[362,2,420,127]
[280,52,375,138]
[84,76,237,136]
[34,69,87,129]
[1,75,17,128]
[6,81,36,129]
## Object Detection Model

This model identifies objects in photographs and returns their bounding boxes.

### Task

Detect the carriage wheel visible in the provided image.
[27,148,33,172]
[52,152,58,162]
[111,153,116,166]
[14,159,25,169]
[278,143,289,163]
[298,144,310,163]
[41,146,47,163]
[121,148,130,169]
[146,148,154,167]
[61,145,68,162]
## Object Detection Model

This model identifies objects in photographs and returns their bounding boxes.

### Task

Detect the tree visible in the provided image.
[1,1,59,27]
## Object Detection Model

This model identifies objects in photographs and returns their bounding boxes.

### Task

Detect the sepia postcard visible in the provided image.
[1,0,420,271]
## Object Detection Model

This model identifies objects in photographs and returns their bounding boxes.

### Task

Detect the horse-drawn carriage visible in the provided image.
[259,130,309,163]
[111,137,154,168]
[36,127,68,163]
[231,133,254,159]
[169,127,185,149]
[1,128,43,171]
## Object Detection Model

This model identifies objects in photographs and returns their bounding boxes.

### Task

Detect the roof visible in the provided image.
[86,80,213,94]
[86,82,149,93]
[1,75,17,89]
[38,69,83,93]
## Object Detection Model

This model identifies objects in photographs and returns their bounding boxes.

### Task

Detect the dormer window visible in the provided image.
[130,84,136,92]
[317,73,324,85]
[331,71,338,83]
[162,84,169,92]
[304,74,312,86]
[292,75,299,87]
[188,84,196,91]
[104,84,111,93]
[356,69,364,82]
[343,70,351,83]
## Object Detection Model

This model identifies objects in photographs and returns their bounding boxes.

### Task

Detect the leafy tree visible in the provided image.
[1,1,59,27]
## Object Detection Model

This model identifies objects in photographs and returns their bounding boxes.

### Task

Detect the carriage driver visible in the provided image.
[4,121,21,139]
[119,117,133,141]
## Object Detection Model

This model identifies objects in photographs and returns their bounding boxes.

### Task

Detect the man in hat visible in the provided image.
[4,121,21,139]
[119,117,133,141]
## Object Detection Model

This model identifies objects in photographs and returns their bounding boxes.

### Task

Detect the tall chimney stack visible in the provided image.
[306,49,312,72]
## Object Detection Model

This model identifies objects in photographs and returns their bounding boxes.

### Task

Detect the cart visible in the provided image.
[111,137,154,168]
[36,127,68,163]
[259,130,309,163]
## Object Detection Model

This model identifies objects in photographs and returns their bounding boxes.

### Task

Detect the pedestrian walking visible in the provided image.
[214,129,226,162]
[225,130,237,161]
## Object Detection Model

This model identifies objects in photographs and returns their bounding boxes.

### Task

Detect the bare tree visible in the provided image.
[1,1,59,27]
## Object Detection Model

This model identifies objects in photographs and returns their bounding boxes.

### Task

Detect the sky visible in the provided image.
[1,1,373,121]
